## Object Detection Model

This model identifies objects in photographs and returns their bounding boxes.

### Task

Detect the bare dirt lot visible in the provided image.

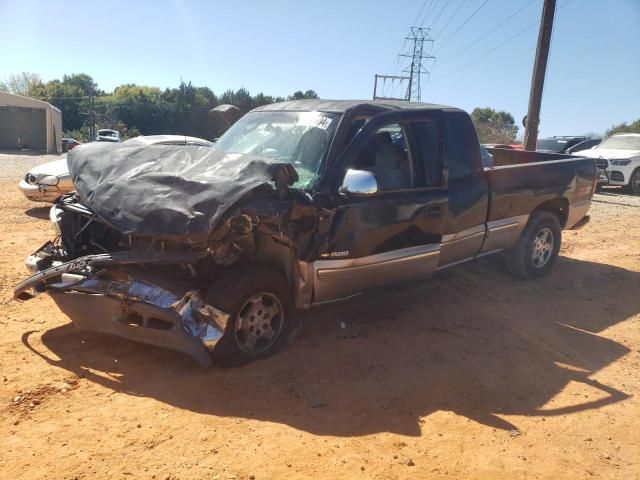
[1,159,639,479]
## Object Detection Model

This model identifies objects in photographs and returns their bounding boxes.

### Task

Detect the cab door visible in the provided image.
[312,110,448,303]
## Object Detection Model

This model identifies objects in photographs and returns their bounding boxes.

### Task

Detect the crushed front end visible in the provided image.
[15,195,234,367]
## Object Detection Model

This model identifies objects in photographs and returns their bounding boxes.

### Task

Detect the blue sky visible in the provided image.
[1,0,638,137]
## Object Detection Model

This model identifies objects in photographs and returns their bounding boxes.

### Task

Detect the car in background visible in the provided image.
[576,133,640,195]
[62,137,81,151]
[537,136,588,154]
[484,143,513,150]
[126,135,215,147]
[19,135,213,202]
[96,129,121,142]
[565,138,601,154]
[565,138,605,188]
[480,144,494,167]
[483,144,524,151]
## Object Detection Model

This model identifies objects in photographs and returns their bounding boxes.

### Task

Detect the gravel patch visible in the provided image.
[593,190,640,212]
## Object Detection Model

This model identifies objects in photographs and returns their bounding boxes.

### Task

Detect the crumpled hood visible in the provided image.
[29,158,69,178]
[68,142,295,243]
[577,148,640,160]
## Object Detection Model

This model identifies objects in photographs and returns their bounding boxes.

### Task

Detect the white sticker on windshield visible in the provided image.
[297,112,331,130]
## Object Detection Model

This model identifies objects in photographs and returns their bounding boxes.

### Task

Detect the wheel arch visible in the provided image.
[628,165,640,193]
[533,197,569,228]
[253,231,298,289]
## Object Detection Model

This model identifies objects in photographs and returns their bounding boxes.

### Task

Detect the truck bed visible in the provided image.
[485,148,596,227]
[488,147,575,166]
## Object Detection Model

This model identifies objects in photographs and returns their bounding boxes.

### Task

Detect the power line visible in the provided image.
[434,0,469,39]
[386,0,436,76]
[436,21,538,78]
[433,0,491,54]
[434,0,574,79]
[438,0,537,66]
[419,0,439,26]
[412,0,432,26]
[400,27,436,101]
[429,0,453,32]
[386,0,433,76]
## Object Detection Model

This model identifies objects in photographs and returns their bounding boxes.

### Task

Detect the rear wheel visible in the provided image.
[205,266,300,367]
[505,211,562,280]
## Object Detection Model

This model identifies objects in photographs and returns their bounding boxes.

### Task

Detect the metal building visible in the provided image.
[0,91,62,153]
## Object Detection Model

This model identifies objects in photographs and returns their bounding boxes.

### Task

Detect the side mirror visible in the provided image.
[339,169,378,196]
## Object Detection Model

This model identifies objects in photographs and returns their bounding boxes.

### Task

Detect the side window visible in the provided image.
[445,115,482,179]
[407,122,441,187]
[353,124,413,191]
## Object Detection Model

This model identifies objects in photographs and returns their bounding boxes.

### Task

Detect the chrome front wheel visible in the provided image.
[234,292,285,354]
[205,267,299,367]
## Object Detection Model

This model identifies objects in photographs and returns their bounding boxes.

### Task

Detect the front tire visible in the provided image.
[505,211,562,280]
[205,266,300,367]
[627,168,640,196]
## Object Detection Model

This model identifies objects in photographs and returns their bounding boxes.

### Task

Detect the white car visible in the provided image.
[96,129,121,142]
[19,135,214,202]
[577,133,640,195]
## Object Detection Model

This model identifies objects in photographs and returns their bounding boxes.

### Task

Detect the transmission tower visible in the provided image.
[400,27,435,102]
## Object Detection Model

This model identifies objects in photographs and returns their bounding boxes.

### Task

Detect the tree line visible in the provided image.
[0,72,318,141]
[2,72,637,144]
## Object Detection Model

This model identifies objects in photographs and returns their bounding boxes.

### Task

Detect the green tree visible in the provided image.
[62,73,99,95]
[219,88,253,112]
[0,72,43,96]
[251,92,275,108]
[29,73,100,131]
[104,84,164,134]
[288,89,319,100]
[4,70,319,140]
[31,80,86,131]
[471,107,518,144]
[605,119,640,137]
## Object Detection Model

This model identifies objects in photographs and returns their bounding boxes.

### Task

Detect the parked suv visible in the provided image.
[576,133,640,194]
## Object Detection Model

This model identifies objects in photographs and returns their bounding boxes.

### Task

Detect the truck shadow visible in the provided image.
[24,206,51,219]
[29,256,637,436]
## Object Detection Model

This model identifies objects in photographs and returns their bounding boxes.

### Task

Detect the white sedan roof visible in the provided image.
[127,135,214,147]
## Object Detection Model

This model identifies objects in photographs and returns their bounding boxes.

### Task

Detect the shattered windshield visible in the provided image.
[213,111,339,189]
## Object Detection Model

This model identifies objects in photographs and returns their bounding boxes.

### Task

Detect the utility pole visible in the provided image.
[523,0,557,151]
[90,89,95,141]
[400,27,435,102]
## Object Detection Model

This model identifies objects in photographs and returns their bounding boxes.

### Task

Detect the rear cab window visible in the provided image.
[444,113,482,180]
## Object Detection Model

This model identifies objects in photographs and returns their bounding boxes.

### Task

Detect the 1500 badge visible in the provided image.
[321,251,350,258]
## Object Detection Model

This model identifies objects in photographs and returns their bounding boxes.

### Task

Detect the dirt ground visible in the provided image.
[1,160,639,479]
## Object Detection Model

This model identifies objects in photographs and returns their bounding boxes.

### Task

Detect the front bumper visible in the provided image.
[597,168,609,185]
[605,169,626,185]
[15,246,229,367]
[18,179,63,203]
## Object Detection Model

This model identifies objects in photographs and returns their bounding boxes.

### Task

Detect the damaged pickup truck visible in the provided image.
[15,100,597,367]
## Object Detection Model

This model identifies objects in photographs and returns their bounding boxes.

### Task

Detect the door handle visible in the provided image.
[425,206,444,217]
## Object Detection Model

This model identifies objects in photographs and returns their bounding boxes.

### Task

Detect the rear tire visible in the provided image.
[205,266,300,367]
[505,211,562,280]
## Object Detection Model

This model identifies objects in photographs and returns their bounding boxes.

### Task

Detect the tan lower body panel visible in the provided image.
[311,244,440,304]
